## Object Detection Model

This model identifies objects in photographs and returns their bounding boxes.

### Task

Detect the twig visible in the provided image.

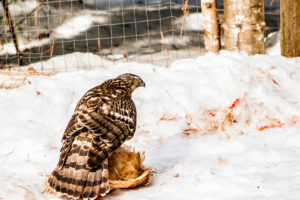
[160,31,168,55]
[97,37,103,57]
[2,0,23,66]
[269,0,275,6]
[124,50,128,62]
[1,148,15,156]
[15,4,42,27]
[34,10,39,30]
[180,0,189,38]
[49,40,54,59]
[40,44,62,55]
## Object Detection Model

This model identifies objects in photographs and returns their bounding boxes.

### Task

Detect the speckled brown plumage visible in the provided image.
[48,73,145,199]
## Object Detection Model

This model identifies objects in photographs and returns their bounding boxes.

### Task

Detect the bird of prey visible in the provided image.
[47,73,145,199]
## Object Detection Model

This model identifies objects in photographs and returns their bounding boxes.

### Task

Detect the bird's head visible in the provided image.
[115,73,145,95]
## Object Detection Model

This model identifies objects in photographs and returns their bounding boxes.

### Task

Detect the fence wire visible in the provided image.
[0,0,280,71]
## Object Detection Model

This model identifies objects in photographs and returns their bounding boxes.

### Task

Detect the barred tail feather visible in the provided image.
[48,132,110,199]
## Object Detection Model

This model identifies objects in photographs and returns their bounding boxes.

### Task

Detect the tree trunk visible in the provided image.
[222,0,265,55]
[201,0,220,53]
[280,0,300,57]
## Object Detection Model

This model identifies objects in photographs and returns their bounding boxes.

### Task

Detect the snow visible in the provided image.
[29,52,114,71]
[0,38,50,55]
[174,13,204,32]
[265,32,280,56]
[0,0,40,17]
[53,10,108,39]
[1,50,300,200]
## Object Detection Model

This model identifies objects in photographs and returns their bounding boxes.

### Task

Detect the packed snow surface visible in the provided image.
[1,51,300,200]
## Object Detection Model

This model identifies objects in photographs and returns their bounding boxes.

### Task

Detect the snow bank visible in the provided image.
[0,0,40,17]
[53,10,108,39]
[174,13,204,32]
[0,51,300,199]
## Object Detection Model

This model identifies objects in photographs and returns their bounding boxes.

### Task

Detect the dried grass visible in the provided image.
[17,185,37,200]
[49,40,55,59]
[180,0,189,38]
[0,67,57,89]
[2,148,15,156]
[159,114,181,121]
[97,37,103,57]
[160,31,168,55]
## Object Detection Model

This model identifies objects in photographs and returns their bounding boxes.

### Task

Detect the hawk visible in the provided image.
[47,73,145,199]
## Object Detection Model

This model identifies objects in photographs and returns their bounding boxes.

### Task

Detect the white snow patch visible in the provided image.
[0,37,50,55]
[175,13,204,31]
[266,32,281,56]
[0,0,40,17]
[267,40,280,55]
[29,52,113,71]
[53,10,107,39]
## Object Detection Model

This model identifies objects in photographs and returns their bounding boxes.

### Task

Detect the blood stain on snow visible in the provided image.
[258,118,284,131]
[208,111,216,117]
[229,98,240,110]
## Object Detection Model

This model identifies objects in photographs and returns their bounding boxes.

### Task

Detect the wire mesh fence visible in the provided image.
[0,0,280,71]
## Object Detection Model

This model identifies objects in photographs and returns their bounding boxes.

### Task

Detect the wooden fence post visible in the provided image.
[201,0,220,53]
[223,0,265,55]
[280,0,300,57]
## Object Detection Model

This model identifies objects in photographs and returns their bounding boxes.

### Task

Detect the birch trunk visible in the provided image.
[280,0,300,57]
[223,0,265,55]
[201,0,220,53]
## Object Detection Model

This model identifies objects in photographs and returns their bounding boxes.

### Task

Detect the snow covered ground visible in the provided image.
[1,49,300,199]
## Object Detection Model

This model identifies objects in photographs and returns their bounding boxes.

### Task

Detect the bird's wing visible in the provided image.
[86,98,137,169]
[57,113,82,167]
[58,92,107,167]
[59,91,137,169]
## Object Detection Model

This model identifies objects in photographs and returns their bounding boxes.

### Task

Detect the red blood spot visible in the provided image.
[209,112,216,117]
[258,118,284,131]
[229,98,240,110]
[258,126,269,131]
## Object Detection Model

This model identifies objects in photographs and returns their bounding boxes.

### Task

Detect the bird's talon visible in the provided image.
[42,185,57,195]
